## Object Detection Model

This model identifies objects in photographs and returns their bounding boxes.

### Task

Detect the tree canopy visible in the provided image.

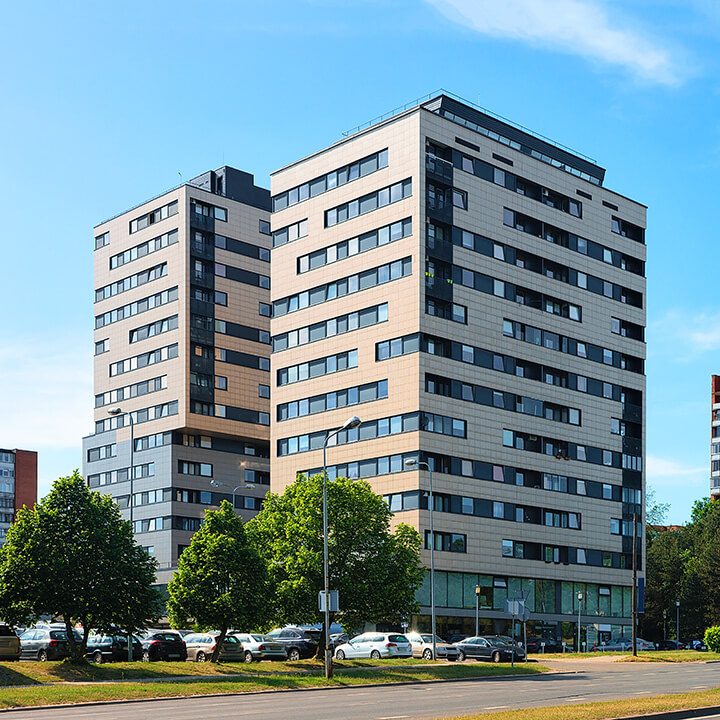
[0,471,161,662]
[246,474,425,638]
[643,497,720,641]
[167,500,269,662]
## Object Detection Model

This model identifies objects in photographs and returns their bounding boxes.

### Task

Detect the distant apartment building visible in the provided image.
[0,448,37,544]
[711,375,720,499]
[269,93,646,645]
[83,167,271,586]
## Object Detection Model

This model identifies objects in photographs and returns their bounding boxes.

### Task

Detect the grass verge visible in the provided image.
[0,663,546,709]
[539,649,720,663]
[442,686,720,720]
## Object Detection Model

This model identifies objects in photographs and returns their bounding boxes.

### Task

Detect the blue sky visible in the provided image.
[2,0,719,523]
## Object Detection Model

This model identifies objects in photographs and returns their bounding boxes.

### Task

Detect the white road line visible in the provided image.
[377,716,410,719]
[483,706,509,710]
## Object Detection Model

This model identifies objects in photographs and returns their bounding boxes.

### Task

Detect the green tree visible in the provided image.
[0,471,161,663]
[645,485,670,540]
[246,474,425,652]
[167,501,268,662]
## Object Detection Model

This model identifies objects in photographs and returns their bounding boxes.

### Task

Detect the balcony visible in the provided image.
[425,153,454,183]
[190,211,215,232]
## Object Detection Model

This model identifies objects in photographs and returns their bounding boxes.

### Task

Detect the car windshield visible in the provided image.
[421,635,444,643]
[50,631,68,640]
[266,629,281,637]
[252,635,266,642]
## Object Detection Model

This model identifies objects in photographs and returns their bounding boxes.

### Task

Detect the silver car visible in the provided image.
[334,632,412,660]
[232,633,287,662]
[405,632,458,661]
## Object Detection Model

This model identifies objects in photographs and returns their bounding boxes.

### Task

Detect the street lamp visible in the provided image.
[676,599,680,644]
[577,592,583,653]
[663,609,667,642]
[209,478,255,510]
[322,415,361,679]
[107,407,134,662]
[475,585,481,637]
[405,458,436,663]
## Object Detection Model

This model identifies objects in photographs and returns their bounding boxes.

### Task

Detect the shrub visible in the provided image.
[704,625,720,652]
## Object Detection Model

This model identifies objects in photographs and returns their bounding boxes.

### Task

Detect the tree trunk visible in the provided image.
[211,625,227,663]
[64,617,84,664]
[315,620,326,659]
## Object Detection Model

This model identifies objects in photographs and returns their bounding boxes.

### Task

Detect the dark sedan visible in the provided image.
[264,627,320,661]
[87,634,143,663]
[454,635,523,663]
[139,630,187,661]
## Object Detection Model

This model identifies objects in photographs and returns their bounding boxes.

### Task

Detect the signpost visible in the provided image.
[504,598,530,666]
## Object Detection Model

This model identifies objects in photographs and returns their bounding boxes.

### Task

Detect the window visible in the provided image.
[277,380,387,421]
[298,218,412,274]
[259,384,270,398]
[272,219,309,248]
[273,148,388,211]
[110,343,179,376]
[95,286,179,330]
[95,231,109,250]
[259,302,272,317]
[95,262,168,303]
[191,200,227,222]
[425,531,467,553]
[273,303,388,352]
[87,443,116,462]
[95,400,178,433]
[129,200,178,234]
[95,339,108,356]
[216,376,227,391]
[178,461,212,477]
[376,334,420,361]
[110,229,178,269]
[325,179,412,227]
[259,219,271,235]
[274,257,411,316]
[278,349,358,386]
[129,314,178,344]
[95,375,167,408]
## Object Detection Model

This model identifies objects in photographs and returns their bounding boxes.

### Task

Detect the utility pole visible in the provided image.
[632,509,637,657]
[676,599,680,645]
[474,585,480,636]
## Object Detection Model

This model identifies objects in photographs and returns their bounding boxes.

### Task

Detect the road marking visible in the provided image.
[693,686,709,689]
[484,706,509,710]
[377,716,410,719]
[565,697,588,702]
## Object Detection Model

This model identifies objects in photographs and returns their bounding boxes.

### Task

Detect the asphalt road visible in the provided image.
[5,659,720,720]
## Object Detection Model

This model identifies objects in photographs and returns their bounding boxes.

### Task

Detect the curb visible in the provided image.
[612,706,720,720]
[0,669,556,714]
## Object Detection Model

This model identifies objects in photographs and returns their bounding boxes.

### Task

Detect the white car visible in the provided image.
[231,633,288,662]
[334,632,412,659]
[405,632,459,661]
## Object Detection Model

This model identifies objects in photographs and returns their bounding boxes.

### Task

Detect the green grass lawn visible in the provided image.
[441,686,720,720]
[539,649,720,662]
[0,662,547,709]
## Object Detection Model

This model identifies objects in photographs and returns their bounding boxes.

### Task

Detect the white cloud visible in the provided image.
[0,333,93,451]
[646,455,707,488]
[650,309,720,359]
[425,0,685,86]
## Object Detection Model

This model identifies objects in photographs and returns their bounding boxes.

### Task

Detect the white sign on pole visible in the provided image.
[318,590,339,612]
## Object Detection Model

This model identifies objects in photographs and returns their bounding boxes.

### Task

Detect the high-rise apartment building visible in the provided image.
[711,375,720,499]
[83,167,271,586]
[269,93,646,645]
[0,448,37,544]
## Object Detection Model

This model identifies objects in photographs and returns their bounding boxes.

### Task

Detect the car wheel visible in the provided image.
[93,651,103,664]
[458,650,466,662]
[370,650,381,660]
[196,651,206,663]
[336,650,345,660]
[287,648,300,661]
[142,650,151,662]
[492,651,501,663]
[244,651,254,663]
[38,650,48,662]
[422,648,433,661]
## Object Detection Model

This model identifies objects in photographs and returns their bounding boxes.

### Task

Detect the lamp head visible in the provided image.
[210,480,219,488]
[405,458,418,468]
[107,408,123,416]
[342,415,361,431]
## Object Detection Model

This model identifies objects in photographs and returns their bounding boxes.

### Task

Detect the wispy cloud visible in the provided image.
[650,309,720,360]
[425,0,687,86]
[646,455,707,488]
[0,334,92,451]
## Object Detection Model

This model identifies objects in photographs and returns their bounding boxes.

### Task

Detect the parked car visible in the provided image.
[688,639,708,651]
[526,636,562,653]
[657,639,686,651]
[86,634,142,663]
[594,637,655,652]
[184,633,243,662]
[232,633,288,662]
[334,632,412,660]
[484,635,526,661]
[448,634,469,644]
[139,630,187,661]
[454,636,520,663]
[405,632,458,661]
[264,626,320,661]
[19,627,74,661]
[329,632,350,650]
[0,625,20,661]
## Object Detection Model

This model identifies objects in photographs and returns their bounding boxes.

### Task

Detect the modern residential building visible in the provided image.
[269,93,646,646]
[711,375,720,499]
[83,167,272,586]
[0,448,37,544]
